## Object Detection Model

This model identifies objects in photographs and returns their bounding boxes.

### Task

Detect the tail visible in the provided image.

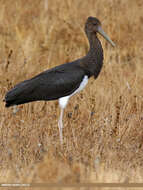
[5,97,16,107]
[5,79,35,107]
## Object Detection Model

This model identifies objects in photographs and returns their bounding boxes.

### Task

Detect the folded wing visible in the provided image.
[5,62,85,107]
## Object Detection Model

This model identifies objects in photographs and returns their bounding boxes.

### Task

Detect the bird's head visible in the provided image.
[85,16,115,47]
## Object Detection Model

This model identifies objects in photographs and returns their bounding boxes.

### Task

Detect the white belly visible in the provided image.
[59,75,88,109]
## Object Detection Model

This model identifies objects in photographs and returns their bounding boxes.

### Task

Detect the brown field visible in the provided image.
[0,0,143,189]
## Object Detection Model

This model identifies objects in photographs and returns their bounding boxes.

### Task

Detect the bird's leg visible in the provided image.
[58,108,64,144]
[13,105,19,115]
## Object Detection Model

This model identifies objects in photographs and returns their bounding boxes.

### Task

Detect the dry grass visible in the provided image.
[0,0,143,189]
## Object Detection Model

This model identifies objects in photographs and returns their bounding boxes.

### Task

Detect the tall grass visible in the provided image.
[0,0,143,188]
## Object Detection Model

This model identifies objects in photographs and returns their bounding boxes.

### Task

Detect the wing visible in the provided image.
[5,61,85,106]
[29,62,85,100]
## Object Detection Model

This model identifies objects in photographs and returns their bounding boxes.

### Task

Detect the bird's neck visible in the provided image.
[81,32,104,78]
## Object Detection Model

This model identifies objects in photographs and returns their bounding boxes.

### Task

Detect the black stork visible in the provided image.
[4,17,115,144]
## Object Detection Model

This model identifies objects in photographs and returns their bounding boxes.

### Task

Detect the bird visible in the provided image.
[4,17,115,144]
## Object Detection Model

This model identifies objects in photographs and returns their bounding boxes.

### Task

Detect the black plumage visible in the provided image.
[5,61,85,106]
[4,17,115,143]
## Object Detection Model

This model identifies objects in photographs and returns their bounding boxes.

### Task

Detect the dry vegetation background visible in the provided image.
[0,0,143,189]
